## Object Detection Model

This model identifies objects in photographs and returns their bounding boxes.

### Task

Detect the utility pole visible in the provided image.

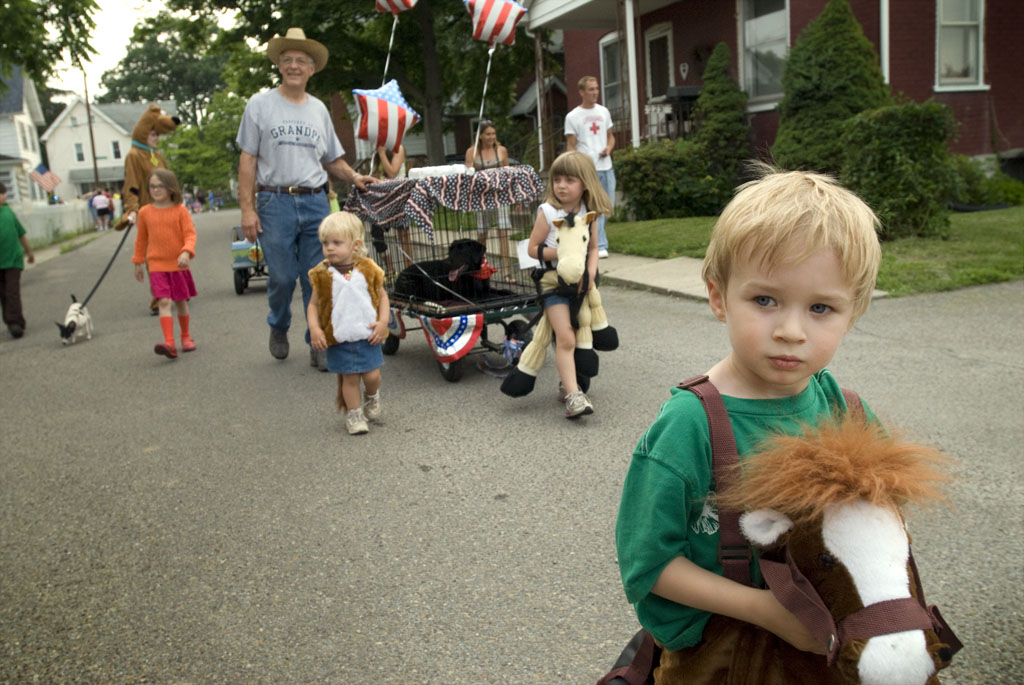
[82,67,100,186]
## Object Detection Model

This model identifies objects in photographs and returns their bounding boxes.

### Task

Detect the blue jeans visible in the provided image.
[596,167,616,251]
[256,190,330,345]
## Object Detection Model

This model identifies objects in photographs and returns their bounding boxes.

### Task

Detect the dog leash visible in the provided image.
[78,221,135,308]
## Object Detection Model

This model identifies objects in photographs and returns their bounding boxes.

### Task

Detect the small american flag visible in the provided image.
[29,164,61,193]
[465,0,527,46]
[376,0,418,13]
[353,80,421,154]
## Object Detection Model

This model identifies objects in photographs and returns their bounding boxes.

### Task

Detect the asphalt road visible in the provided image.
[1,208,1021,683]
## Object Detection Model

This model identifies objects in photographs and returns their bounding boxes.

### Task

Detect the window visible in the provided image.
[599,33,627,120]
[75,143,85,162]
[741,0,788,100]
[112,141,121,160]
[937,0,984,87]
[18,122,28,149]
[645,23,675,101]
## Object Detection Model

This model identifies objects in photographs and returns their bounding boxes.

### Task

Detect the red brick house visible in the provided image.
[528,0,1023,176]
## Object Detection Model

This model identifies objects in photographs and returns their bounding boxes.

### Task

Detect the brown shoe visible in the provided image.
[154,342,178,359]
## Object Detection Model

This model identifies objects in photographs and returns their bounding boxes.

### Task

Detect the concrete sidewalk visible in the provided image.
[599,253,709,300]
[598,252,889,301]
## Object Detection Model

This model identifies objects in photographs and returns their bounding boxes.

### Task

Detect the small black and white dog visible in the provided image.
[393,238,490,302]
[56,295,93,345]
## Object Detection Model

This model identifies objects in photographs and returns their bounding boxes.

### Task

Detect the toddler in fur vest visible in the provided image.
[306,211,390,435]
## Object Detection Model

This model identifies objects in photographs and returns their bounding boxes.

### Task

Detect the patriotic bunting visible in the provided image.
[464,0,527,45]
[353,80,421,154]
[29,164,61,193]
[419,313,484,363]
[387,307,407,339]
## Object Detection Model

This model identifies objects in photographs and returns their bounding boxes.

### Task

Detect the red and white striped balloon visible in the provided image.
[464,0,527,46]
[376,0,418,14]
[353,80,421,154]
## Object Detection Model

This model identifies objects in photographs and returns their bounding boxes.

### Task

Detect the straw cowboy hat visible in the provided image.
[267,28,328,73]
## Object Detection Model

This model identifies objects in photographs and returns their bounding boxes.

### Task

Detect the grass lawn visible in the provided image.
[606,205,1024,296]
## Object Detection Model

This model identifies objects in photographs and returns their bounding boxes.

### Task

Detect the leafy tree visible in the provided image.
[97,12,228,127]
[165,90,247,193]
[163,45,264,193]
[771,0,891,174]
[34,83,75,131]
[690,42,751,191]
[0,0,97,91]
[167,0,537,163]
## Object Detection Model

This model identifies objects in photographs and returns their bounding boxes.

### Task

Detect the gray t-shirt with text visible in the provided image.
[236,88,345,188]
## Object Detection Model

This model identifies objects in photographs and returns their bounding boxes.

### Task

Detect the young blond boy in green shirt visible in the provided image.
[616,167,882,681]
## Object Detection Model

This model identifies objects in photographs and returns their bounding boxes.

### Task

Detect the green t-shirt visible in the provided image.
[0,204,27,270]
[615,369,875,651]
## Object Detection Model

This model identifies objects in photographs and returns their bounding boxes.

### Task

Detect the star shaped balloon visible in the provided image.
[353,79,421,154]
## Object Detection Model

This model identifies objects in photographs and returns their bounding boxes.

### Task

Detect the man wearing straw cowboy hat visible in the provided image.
[237,27,375,369]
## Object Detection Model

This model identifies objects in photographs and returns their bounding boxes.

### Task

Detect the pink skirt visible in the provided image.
[149,270,197,302]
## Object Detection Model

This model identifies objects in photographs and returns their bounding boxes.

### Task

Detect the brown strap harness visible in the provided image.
[597,377,961,685]
[678,375,962,665]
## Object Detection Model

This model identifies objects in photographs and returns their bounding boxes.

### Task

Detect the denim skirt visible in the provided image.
[327,338,383,375]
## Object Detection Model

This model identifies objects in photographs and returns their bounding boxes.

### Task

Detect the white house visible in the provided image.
[0,65,47,204]
[41,99,177,200]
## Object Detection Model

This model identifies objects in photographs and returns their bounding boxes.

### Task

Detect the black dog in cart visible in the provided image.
[354,190,541,381]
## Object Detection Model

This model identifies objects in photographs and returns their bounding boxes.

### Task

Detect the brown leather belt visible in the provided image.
[257,184,327,195]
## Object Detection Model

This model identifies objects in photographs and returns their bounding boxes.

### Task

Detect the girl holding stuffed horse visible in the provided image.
[131,169,197,360]
[527,151,611,418]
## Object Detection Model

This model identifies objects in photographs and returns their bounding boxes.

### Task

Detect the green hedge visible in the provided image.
[840,100,958,239]
[951,154,1024,206]
[613,140,729,220]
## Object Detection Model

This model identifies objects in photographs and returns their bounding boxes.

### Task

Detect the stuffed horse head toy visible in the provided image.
[551,211,590,286]
[500,211,619,398]
[701,417,961,685]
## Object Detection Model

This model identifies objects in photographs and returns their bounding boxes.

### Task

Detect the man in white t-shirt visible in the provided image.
[565,75,615,258]
[236,27,374,368]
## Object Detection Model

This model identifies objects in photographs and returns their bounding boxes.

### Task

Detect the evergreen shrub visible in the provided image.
[840,100,958,239]
[772,0,891,174]
[614,140,727,220]
[691,42,751,188]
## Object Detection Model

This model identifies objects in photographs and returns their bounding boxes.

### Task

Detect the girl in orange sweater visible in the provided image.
[131,169,197,359]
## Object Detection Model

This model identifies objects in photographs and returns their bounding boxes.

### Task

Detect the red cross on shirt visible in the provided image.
[589,121,601,135]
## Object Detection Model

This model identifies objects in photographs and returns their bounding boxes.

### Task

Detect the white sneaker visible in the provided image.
[598,249,609,259]
[363,392,381,420]
[564,390,594,418]
[346,408,369,435]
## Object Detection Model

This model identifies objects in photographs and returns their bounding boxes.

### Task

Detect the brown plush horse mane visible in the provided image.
[717,416,951,525]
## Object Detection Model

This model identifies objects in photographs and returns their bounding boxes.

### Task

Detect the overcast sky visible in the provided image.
[47,0,162,99]
[47,1,235,101]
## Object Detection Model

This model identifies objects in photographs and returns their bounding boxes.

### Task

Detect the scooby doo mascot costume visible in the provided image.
[117,104,180,229]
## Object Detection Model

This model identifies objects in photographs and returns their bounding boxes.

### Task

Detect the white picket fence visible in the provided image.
[14,199,93,246]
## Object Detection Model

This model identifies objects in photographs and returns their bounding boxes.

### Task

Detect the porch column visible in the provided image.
[624,0,641,148]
